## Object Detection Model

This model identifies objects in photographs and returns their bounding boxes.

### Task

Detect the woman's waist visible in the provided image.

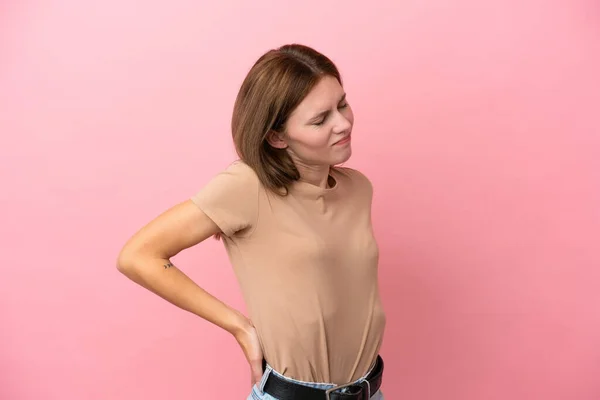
[261,348,382,385]
[255,326,385,384]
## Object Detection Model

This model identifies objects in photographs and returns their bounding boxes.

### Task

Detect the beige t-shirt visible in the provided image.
[191,160,386,384]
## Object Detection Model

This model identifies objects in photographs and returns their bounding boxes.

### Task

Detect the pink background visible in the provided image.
[1,1,599,399]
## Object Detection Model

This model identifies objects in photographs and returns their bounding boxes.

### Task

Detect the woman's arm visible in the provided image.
[116,200,247,333]
[116,200,264,384]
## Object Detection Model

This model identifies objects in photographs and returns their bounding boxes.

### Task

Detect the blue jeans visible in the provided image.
[247,361,384,400]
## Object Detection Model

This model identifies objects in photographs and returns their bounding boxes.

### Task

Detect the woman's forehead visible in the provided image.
[291,77,345,118]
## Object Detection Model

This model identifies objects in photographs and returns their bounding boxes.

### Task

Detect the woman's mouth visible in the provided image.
[334,134,351,146]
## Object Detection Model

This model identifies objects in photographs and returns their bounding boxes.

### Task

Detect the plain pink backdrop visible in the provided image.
[1,1,599,399]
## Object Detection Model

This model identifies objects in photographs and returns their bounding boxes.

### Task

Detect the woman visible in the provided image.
[117,43,386,400]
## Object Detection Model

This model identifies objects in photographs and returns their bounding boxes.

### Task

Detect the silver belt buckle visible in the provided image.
[325,379,370,400]
[325,381,355,400]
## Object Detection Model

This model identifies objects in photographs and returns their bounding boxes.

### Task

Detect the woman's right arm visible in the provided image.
[116,200,264,384]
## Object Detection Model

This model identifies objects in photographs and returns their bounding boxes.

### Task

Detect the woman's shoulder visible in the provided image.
[216,159,262,187]
[223,159,257,176]
[333,166,373,188]
[195,159,261,200]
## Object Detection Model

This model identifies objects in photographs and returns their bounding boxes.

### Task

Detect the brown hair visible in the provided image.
[231,43,342,194]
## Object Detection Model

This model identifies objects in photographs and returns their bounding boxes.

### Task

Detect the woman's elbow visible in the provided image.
[116,248,139,274]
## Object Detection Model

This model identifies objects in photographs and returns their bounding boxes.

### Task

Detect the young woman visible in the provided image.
[117,43,386,400]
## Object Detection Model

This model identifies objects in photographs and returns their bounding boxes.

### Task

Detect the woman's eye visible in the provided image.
[313,102,348,126]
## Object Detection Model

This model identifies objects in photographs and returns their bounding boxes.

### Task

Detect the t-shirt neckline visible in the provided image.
[290,169,340,198]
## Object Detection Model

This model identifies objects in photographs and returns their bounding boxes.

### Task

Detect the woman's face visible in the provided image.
[271,76,354,168]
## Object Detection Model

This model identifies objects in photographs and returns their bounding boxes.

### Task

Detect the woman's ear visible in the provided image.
[266,130,288,149]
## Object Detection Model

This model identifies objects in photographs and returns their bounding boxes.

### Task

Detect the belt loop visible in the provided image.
[257,364,273,394]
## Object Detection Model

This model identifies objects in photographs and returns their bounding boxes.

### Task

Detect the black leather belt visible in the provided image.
[262,355,384,400]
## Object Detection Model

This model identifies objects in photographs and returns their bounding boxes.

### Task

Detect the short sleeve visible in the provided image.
[190,161,260,237]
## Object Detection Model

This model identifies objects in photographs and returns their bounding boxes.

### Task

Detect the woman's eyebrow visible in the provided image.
[308,93,347,122]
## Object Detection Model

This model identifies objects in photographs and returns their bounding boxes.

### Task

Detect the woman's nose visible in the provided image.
[333,113,352,134]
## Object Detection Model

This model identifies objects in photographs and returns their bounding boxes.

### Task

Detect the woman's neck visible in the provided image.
[295,163,331,188]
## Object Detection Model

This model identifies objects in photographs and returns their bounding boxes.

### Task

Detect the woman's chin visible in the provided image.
[335,147,352,164]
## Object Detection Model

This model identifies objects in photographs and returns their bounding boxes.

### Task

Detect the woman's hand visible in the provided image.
[233,316,264,387]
